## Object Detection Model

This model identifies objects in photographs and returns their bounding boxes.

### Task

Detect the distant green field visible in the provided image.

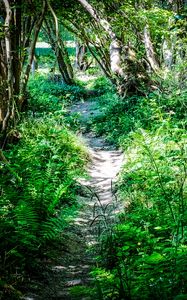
[35,42,76,57]
[35,47,76,56]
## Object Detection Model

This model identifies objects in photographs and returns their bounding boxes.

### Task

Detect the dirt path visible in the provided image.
[24,99,123,300]
[71,99,123,198]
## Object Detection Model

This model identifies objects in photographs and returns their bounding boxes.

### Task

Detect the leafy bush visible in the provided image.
[91,81,187,145]
[91,93,137,143]
[91,76,114,95]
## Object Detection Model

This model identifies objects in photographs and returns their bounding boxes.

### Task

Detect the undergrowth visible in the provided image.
[90,72,187,299]
[28,74,89,113]
[91,85,187,146]
[0,74,88,299]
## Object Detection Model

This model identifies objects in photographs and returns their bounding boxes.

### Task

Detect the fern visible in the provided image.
[0,103,87,297]
[14,201,39,232]
[41,216,66,240]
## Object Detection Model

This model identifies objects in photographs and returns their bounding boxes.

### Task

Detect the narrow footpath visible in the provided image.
[24,98,123,300]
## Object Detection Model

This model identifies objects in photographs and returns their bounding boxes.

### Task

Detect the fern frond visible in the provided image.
[40,216,65,240]
[14,201,39,232]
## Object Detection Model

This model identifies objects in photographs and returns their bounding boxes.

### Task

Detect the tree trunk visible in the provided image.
[59,38,74,82]
[76,0,153,96]
[20,0,46,105]
[76,0,124,77]
[143,25,160,72]
[110,39,124,76]
[162,39,173,69]
[44,19,74,85]
[75,41,92,71]
[31,55,38,76]
[0,0,46,145]
[2,0,14,132]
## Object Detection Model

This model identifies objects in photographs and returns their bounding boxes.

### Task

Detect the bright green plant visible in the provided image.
[0,73,89,298]
[92,126,187,300]
[28,74,89,113]
[90,71,187,300]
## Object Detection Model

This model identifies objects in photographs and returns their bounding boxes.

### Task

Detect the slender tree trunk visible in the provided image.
[31,55,38,76]
[0,0,47,145]
[162,39,173,69]
[61,21,112,78]
[45,1,74,84]
[59,38,74,82]
[2,0,14,132]
[44,19,74,85]
[86,42,112,78]
[21,16,37,69]
[12,0,22,95]
[20,0,46,105]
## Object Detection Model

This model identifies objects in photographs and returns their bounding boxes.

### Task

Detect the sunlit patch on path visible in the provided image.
[24,97,123,300]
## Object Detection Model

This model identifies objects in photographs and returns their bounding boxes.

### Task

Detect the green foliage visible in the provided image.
[0,76,88,298]
[69,285,97,298]
[91,76,114,95]
[91,92,137,144]
[92,129,187,299]
[28,74,90,113]
[91,73,187,145]
[138,7,173,53]
[37,52,56,69]
[90,72,187,299]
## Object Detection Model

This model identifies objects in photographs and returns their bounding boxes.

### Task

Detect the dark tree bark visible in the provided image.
[1,0,15,133]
